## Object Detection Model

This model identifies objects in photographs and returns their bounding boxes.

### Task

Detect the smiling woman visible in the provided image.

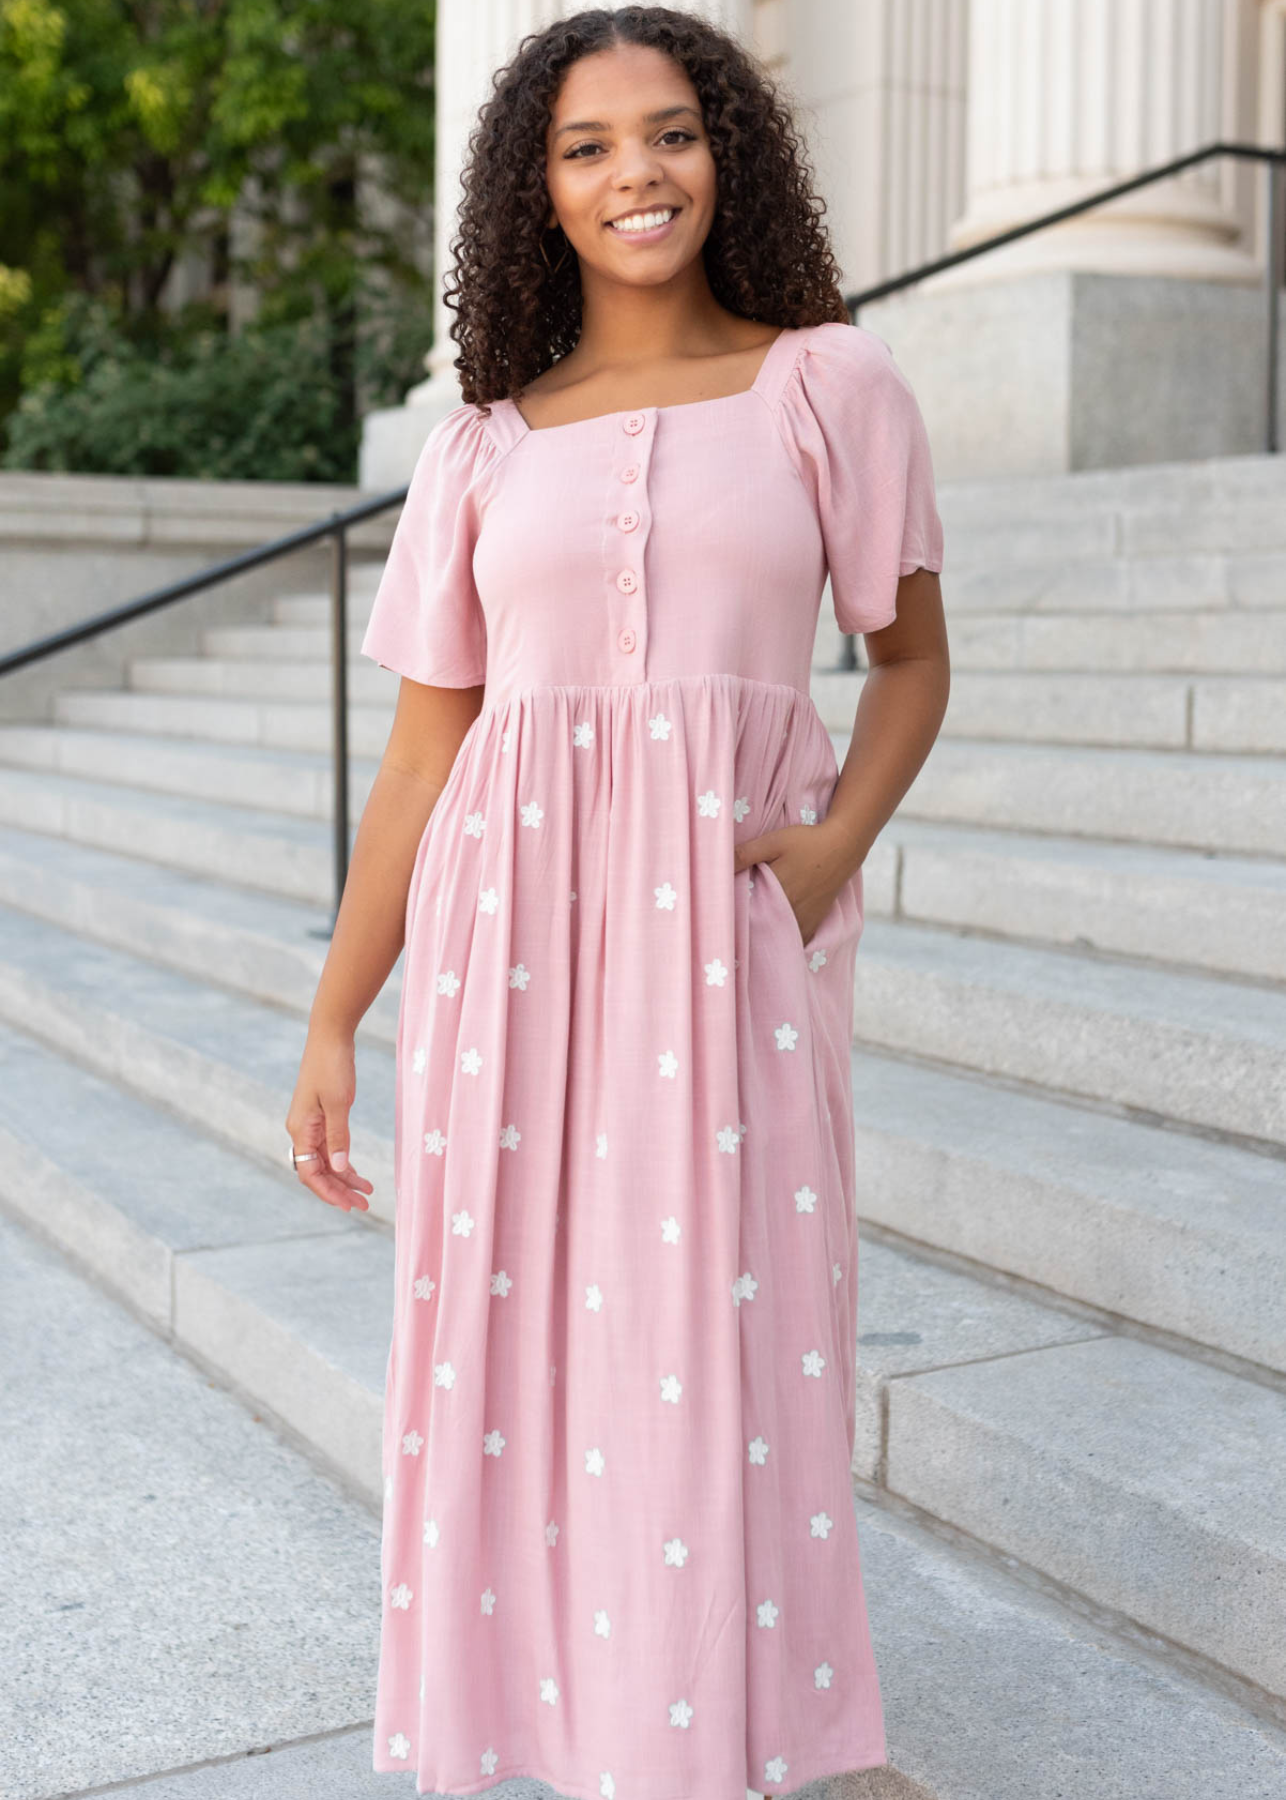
[284,9,949,1800]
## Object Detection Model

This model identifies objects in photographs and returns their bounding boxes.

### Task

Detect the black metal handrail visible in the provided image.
[0,140,1281,927]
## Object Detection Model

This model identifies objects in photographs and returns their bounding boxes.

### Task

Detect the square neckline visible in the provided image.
[503,324,803,437]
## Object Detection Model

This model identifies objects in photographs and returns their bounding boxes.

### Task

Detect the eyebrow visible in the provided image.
[553,105,700,140]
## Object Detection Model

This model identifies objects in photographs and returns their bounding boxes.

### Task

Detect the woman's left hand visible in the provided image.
[733,820,861,946]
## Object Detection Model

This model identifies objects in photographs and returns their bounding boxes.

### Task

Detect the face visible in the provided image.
[543,42,717,289]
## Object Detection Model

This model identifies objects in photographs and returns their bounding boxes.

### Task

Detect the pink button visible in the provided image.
[617,510,639,532]
[618,628,637,652]
[616,569,638,594]
[620,464,640,483]
[623,413,646,435]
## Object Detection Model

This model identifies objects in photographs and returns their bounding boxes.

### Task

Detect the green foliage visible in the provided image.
[3,286,430,480]
[0,0,439,474]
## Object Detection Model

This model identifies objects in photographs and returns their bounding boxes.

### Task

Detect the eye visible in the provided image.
[562,128,698,159]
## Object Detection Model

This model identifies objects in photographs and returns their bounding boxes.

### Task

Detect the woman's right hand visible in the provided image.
[285,1024,374,1213]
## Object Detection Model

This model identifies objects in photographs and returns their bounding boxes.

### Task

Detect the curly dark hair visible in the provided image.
[443,5,850,409]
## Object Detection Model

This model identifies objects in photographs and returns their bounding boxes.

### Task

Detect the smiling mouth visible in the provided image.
[605,206,681,236]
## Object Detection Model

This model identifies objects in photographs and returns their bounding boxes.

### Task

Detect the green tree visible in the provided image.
[0,0,438,469]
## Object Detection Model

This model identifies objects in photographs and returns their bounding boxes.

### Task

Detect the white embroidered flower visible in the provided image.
[658,1049,679,1078]
[833,1261,843,1285]
[481,1747,500,1775]
[388,1732,411,1760]
[423,1518,440,1547]
[413,1274,436,1301]
[648,711,673,740]
[520,800,544,828]
[811,1511,834,1539]
[748,1435,769,1464]
[434,1361,456,1389]
[757,1599,779,1628]
[411,1046,426,1074]
[800,805,817,825]
[464,810,485,837]
[661,1215,681,1243]
[478,886,500,914]
[663,1537,689,1567]
[483,1429,506,1457]
[669,1698,694,1728]
[500,727,512,751]
[423,1128,447,1156]
[596,1132,608,1159]
[499,1122,521,1150]
[594,1609,611,1637]
[509,963,531,989]
[461,1045,483,1075]
[765,1755,789,1783]
[451,1209,475,1236]
[585,1446,606,1477]
[600,1772,615,1799]
[585,1283,604,1311]
[774,1021,799,1051]
[540,1676,559,1705]
[491,1270,513,1297]
[732,1271,759,1305]
[654,880,678,910]
[704,957,728,986]
[659,1374,682,1404]
[570,890,577,904]
[795,1184,818,1214]
[401,1429,423,1456]
[802,1349,826,1377]
[390,1582,413,1610]
[733,795,750,821]
[437,968,462,996]
[546,1519,560,1547]
[740,1120,748,1137]
[814,1661,834,1689]
[481,1587,496,1615]
[716,1125,741,1154]
[808,946,828,972]
[696,789,721,817]
[573,721,595,747]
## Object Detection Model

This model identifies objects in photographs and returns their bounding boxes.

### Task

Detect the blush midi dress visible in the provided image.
[360,319,945,1800]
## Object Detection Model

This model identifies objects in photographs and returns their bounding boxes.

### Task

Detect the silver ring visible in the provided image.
[290,1146,320,1169]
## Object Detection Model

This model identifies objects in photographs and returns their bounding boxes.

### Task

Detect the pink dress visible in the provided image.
[361,319,945,1800]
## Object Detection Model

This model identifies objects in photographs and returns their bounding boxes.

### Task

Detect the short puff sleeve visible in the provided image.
[359,402,494,687]
[778,322,944,635]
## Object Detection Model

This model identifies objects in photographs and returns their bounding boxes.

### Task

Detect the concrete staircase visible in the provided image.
[2,452,1286,1797]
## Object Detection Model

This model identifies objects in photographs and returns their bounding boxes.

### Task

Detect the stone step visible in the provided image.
[244,606,1286,674]
[0,902,398,1218]
[854,917,1286,1150]
[865,816,1286,983]
[8,1013,1285,1753]
[4,738,1281,985]
[849,1048,1286,1375]
[0,820,400,1038]
[131,651,393,706]
[0,724,378,820]
[54,685,395,758]
[0,764,342,903]
[843,735,1286,858]
[816,669,1286,753]
[938,606,1286,674]
[885,1331,1286,1698]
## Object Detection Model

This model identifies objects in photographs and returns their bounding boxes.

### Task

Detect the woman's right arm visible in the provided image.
[284,677,486,1213]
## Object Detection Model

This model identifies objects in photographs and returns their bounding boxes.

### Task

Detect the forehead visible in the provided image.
[549,43,699,127]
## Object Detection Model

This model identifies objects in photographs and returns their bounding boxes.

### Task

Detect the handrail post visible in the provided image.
[331,519,350,930]
[1267,156,1282,456]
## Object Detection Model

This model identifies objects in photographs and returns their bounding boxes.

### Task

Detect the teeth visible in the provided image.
[609,208,674,234]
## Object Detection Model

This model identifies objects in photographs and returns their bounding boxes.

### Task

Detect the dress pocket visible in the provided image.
[754,856,849,954]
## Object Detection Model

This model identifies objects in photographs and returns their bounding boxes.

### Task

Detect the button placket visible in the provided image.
[608,409,655,675]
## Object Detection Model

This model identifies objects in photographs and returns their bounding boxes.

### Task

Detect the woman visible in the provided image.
[286,7,949,1798]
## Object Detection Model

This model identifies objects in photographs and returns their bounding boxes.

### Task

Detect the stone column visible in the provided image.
[943,0,1259,285]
